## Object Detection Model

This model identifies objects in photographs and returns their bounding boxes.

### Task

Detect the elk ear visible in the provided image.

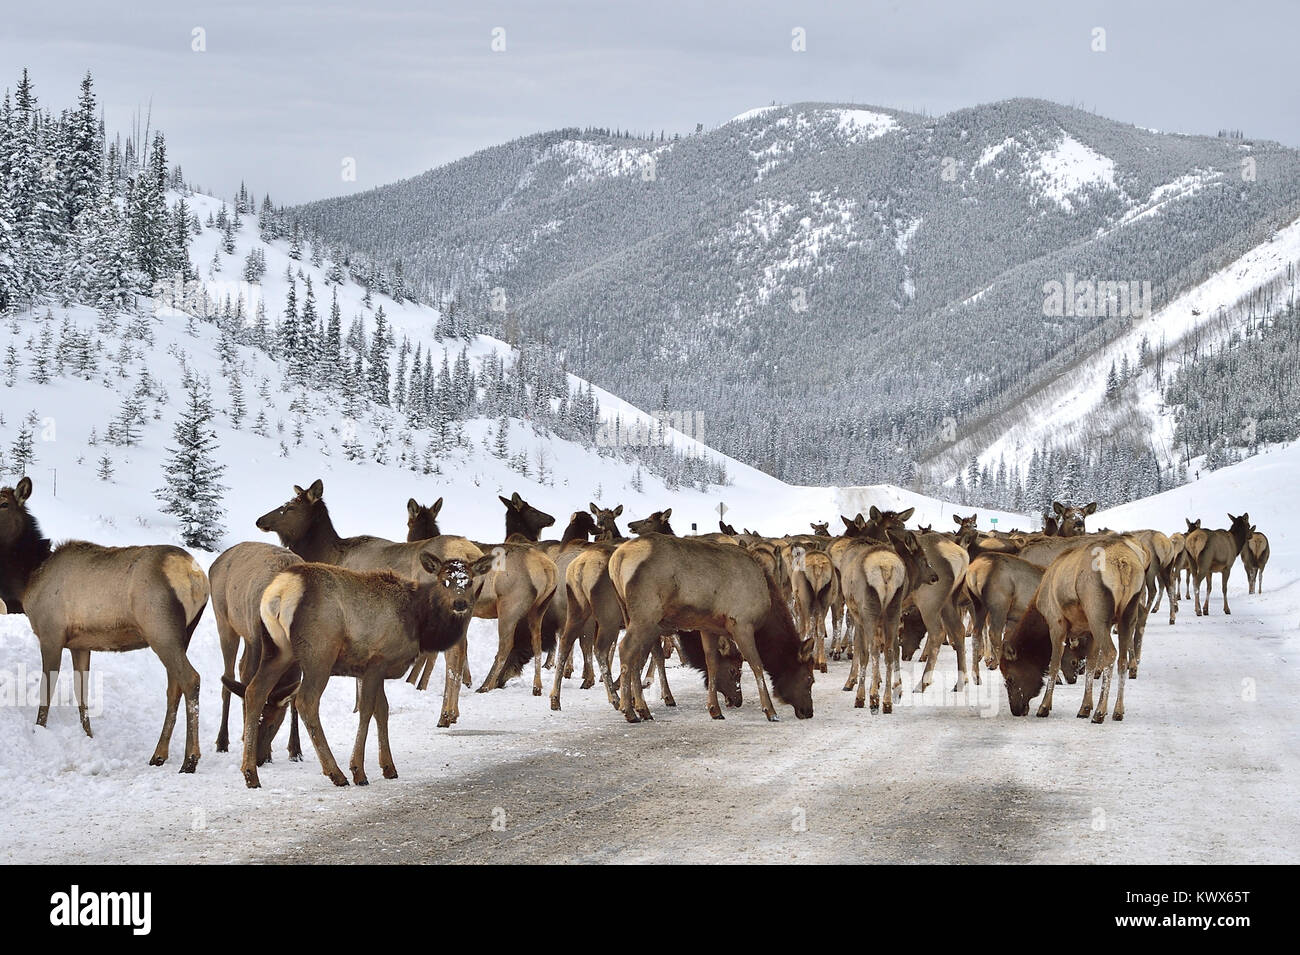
[1251,524,1257,533]
[841,516,854,528]
[1052,501,1065,517]
[1083,502,1098,516]
[869,505,881,521]
[661,508,671,519]
[418,552,443,576]
[407,498,421,520]
[898,507,915,522]
[1002,644,1018,661]
[499,495,514,509]
[590,502,600,515]
[293,485,305,496]
[14,476,32,504]
[306,479,324,502]
[511,492,523,506]
[430,497,443,518]
[613,504,622,516]
[469,554,496,576]
[798,638,815,662]
[952,515,963,525]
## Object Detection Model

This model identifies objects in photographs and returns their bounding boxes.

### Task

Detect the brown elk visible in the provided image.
[500,491,556,541]
[1243,528,1269,594]
[467,543,558,695]
[1152,531,1186,622]
[234,553,473,788]
[256,481,482,727]
[839,528,937,711]
[211,542,304,764]
[609,535,814,722]
[1184,513,1252,615]
[790,545,835,672]
[0,477,209,771]
[1000,536,1145,722]
[810,521,830,537]
[963,552,1044,670]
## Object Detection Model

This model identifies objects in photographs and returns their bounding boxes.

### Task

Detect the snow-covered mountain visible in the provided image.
[295,98,1300,491]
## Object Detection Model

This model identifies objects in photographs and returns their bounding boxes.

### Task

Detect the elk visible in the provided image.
[1051,501,1097,537]
[1152,531,1186,623]
[500,491,556,541]
[790,545,835,672]
[233,553,473,788]
[810,521,830,537]
[963,552,1044,670]
[1243,528,1269,594]
[210,541,304,764]
[0,477,208,771]
[1000,536,1145,722]
[839,528,937,711]
[609,535,814,722]
[467,543,558,695]
[1184,513,1252,615]
[256,480,481,727]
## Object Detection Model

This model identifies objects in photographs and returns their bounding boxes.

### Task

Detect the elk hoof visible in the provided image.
[383,766,398,780]
[709,706,724,720]
[289,751,303,762]
[622,710,641,724]
[663,696,677,707]
[215,740,228,753]
[819,663,828,673]
[329,772,349,787]
[869,702,879,714]
[882,701,893,714]
[1128,668,1138,680]
[437,715,453,728]
[149,754,166,767]
[243,771,261,789]
[179,754,198,774]
[580,678,595,690]
[80,719,94,739]
[637,709,654,722]
[532,686,542,697]
[475,684,493,694]
[1077,706,1091,719]
[854,698,865,709]
[766,711,781,722]
[1091,712,1107,725]
[1112,711,1124,722]
[1035,704,1051,718]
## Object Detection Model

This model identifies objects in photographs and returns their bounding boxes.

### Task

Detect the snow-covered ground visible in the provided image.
[1,423,1294,861]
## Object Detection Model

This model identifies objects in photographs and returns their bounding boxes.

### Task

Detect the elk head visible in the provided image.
[0,476,34,552]
[257,479,325,546]
[589,502,624,540]
[406,497,443,541]
[887,528,939,586]
[809,521,830,537]
[1184,518,1201,533]
[628,508,673,535]
[1228,513,1252,550]
[499,492,555,541]
[999,607,1052,716]
[415,553,473,651]
[1052,501,1097,537]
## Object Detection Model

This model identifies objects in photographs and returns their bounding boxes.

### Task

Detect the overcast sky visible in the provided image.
[3,0,1297,205]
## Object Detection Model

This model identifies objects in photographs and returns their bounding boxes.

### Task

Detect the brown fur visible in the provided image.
[1184,513,1252,615]
[1242,530,1270,594]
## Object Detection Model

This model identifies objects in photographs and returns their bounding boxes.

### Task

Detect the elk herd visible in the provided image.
[0,474,1270,789]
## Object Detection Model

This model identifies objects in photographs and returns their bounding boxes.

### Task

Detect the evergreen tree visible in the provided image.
[155,374,227,549]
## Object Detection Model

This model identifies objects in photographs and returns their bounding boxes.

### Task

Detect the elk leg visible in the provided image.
[288,700,303,761]
[238,649,295,787]
[69,648,93,738]
[1113,599,1139,722]
[350,669,382,785]
[913,603,947,694]
[375,683,398,779]
[438,636,466,728]
[868,620,882,713]
[477,613,516,693]
[215,618,239,752]
[579,623,596,689]
[656,641,676,707]
[733,623,780,721]
[595,615,621,709]
[549,607,585,711]
[1035,626,1067,718]
[618,623,655,722]
[641,652,655,689]
[1221,568,1232,615]
[882,595,902,714]
[1091,628,1118,724]
[702,633,724,719]
[842,606,861,692]
[296,670,347,786]
[1077,641,1098,719]
[531,611,546,697]
[34,641,64,729]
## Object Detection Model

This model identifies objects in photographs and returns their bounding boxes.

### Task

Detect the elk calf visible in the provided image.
[237,554,472,788]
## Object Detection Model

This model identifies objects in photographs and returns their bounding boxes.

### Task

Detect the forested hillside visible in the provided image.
[293,100,1300,496]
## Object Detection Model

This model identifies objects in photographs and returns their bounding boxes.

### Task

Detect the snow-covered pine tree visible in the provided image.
[156,373,227,550]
